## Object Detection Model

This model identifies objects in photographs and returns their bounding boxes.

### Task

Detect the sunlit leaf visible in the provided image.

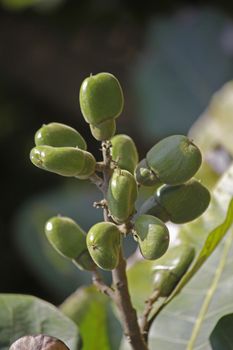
[60,286,122,350]
[123,164,233,349]
[0,294,80,350]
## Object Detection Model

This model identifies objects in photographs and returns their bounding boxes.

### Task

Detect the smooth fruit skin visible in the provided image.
[107,169,138,223]
[111,134,139,174]
[45,216,88,260]
[30,146,96,178]
[79,72,124,126]
[90,119,116,141]
[135,158,159,186]
[153,244,195,296]
[86,222,121,270]
[146,135,202,185]
[35,122,87,150]
[157,179,211,224]
[134,214,169,260]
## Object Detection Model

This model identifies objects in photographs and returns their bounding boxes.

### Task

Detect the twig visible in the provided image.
[142,298,168,344]
[100,140,148,350]
[92,269,115,299]
[112,251,148,350]
[89,173,104,193]
[140,290,160,342]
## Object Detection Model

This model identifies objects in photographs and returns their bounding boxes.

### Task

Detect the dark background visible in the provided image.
[1,0,233,305]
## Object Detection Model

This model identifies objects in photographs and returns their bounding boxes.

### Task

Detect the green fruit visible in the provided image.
[140,179,210,224]
[157,179,211,223]
[80,72,124,126]
[86,222,121,270]
[30,146,96,178]
[146,135,202,185]
[153,244,195,296]
[73,250,96,271]
[111,134,139,174]
[134,158,159,186]
[134,214,169,260]
[107,169,138,223]
[45,216,88,260]
[90,119,116,141]
[35,122,87,150]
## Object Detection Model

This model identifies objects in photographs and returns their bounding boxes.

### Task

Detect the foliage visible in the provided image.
[3,72,233,350]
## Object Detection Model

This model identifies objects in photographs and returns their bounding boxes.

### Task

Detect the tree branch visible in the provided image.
[100,140,148,350]
[92,269,115,300]
[112,251,148,350]
[140,290,160,342]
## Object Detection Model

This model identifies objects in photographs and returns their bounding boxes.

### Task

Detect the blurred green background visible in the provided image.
[1,0,233,305]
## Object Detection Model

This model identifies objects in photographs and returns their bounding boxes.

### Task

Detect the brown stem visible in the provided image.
[143,298,168,340]
[100,141,148,350]
[112,251,148,350]
[140,290,160,343]
[92,269,115,299]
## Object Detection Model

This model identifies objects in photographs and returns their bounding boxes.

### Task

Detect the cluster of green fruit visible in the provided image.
[30,73,210,296]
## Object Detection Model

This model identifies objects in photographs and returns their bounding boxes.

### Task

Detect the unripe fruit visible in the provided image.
[153,244,195,296]
[135,158,159,186]
[9,335,69,350]
[86,222,121,270]
[45,216,94,271]
[157,179,211,224]
[111,134,139,174]
[30,146,96,179]
[134,214,169,260]
[140,179,210,224]
[35,122,87,150]
[107,169,138,223]
[146,135,202,185]
[79,72,124,140]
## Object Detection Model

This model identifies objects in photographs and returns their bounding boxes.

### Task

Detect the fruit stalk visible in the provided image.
[101,141,148,350]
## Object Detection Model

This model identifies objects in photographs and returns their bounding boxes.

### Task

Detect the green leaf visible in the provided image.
[190,81,233,156]
[124,164,233,349]
[131,9,233,139]
[146,165,233,349]
[0,294,80,350]
[210,314,233,350]
[60,286,122,350]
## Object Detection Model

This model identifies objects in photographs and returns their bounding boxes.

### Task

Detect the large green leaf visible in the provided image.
[131,8,233,139]
[210,313,233,350]
[147,167,233,349]
[0,294,80,350]
[60,286,122,350]
[123,164,233,349]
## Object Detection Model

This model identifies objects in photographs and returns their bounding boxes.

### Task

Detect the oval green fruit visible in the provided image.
[157,179,211,224]
[107,169,138,223]
[134,214,169,260]
[45,216,88,260]
[79,72,124,127]
[134,158,159,186]
[111,134,139,174]
[153,244,195,296]
[30,146,96,178]
[86,222,121,270]
[35,122,87,150]
[90,119,116,141]
[146,135,202,185]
